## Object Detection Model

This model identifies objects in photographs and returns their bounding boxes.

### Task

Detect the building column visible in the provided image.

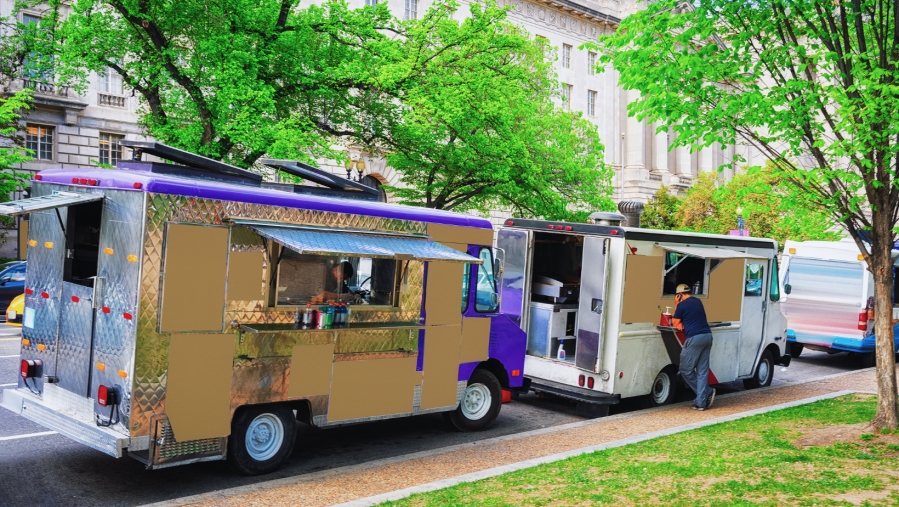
[652,124,671,185]
[698,145,715,174]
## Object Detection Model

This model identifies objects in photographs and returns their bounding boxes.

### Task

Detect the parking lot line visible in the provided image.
[0,431,57,442]
[0,337,20,341]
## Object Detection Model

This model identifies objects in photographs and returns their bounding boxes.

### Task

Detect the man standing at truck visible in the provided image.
[672,284,716,411]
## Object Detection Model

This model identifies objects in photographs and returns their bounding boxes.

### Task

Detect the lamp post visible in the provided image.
[344,150,367,182]
[737,207,745,236]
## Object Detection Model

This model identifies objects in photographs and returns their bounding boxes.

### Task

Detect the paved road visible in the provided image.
[0,326,866,507]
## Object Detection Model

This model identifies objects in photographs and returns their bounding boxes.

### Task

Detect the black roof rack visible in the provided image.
[119,140,263,183]
[261,159,379,197]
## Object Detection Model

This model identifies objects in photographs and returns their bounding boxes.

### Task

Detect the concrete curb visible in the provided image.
[140,368,877,507]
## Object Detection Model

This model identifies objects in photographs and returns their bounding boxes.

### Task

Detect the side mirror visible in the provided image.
[784,284,791,294]
[0,277,10,285]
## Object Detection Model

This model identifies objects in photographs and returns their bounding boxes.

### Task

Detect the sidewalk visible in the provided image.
[150,367,888,507]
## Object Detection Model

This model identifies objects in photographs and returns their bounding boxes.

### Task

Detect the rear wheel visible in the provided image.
[576,402,610,419]
[228,404,296,475]
[788,342,804,358]
[858,352,876,368]
[446,369,502,431]
[743,349,774,389]
[645,366,678,407]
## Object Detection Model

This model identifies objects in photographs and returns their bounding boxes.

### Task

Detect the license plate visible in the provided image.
[6,310,15,320]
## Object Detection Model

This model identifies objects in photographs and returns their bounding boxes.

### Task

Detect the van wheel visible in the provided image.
[788,342,804,358]
[646,366,678,407]
[859,352,876,368]
[743,350,774,389]
[228,404,296,475]
[446,369,502,431]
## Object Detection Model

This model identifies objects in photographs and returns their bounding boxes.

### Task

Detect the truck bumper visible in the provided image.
[526,376,621,405]
[0,386,147,458]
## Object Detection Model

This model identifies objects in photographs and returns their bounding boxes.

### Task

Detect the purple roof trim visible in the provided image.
[36,168,493,230]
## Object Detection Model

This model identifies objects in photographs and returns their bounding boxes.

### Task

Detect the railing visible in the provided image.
[20,78,69,97]
[98,92,126,108]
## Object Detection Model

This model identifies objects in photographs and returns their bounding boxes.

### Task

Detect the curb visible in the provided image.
[140,367,878,507]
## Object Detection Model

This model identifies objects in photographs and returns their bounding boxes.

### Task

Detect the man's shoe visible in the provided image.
[706,389,716,409]
[690,403,705,411]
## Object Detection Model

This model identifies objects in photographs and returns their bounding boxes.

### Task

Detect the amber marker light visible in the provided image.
[37,344,45,351]
[96,362,106,371]
[21,339,30,346]
[858,254,864,260]
[44,242,53,248]
[117,370,128,378]
[104,248,114,255]
[127,254,137,262]
[789,248,796,254]
[28,240,36,247]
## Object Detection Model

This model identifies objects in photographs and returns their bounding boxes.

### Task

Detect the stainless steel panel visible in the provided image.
[56,283,95,396]
[235,330,333,358]
[90,190,145,435]
[230,357,291,409]
[576,237,610,373]
[149,416,226,469]
[17,393,126,458]
[334,328,416,354]
[497,229,530,327]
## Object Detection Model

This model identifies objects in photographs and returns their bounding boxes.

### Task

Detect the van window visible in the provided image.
[275,249,396,306]
[745,263,764,297]
[461,263,471,312]
[769,259,780,301]
[475,248,498,313]
[785,257,863,305]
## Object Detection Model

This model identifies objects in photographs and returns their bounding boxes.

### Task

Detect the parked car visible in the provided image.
[0,260,25,310]
[6,293,23,327]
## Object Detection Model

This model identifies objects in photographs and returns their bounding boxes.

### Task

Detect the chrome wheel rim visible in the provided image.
[652,372,671,405]
[461,383,491,421]
[758,359,770,384]
[245,413,284,462]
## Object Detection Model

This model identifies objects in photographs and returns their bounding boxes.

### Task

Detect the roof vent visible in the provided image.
[588,211,626,226]
[617,200,645,228]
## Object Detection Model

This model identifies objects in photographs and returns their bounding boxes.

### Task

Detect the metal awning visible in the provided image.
[0,191,104,216]
[247,225,482,263]
[664,245,768,260]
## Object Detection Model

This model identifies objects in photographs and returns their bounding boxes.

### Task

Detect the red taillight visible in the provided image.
[72,177,79,184]
[40,291,49,299]
[858,312,868,330]
[24,288,33,295]
[548,225,554,229]
[506,220,513,226]
[123,312,132,320]
[102,307,111,314]
[79,178,87,185]
[578,374,585,386]
[611,230,619,235]
[88,179,98,186]
[133,182,142,189]
[71,296,79,303]
[20,359,42,379]
[619,371,624,378]
[587,377,595,389]
[34,175,42,180]
[565,226,573,231]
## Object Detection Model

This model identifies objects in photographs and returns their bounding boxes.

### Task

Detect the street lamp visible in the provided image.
[736,207,745,236]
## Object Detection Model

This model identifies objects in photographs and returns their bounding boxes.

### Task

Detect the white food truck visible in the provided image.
[496,214,790,417]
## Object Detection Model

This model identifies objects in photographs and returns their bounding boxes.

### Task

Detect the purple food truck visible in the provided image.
[0,142,526,474]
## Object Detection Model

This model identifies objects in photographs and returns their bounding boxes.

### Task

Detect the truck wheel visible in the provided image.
[788,342,804,358]
[859,352,876,368]
[576,402,610,418]
[446,369,502,431]
[646,366,678,407]
[743,349,774,389]
[228,404,296,475]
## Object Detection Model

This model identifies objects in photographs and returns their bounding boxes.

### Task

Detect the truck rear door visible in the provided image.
[575,236,610,373]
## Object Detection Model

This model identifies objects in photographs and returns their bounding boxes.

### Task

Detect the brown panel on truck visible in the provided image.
[327,357,417,421]
[425,262,463,326]
[227,251,265,301]
[427,223,493,246]
[287,344,335,398]
[161,224,228,332]
[420,325,462,409]
[620,254,665,324]
[441,242,468,253]
[460,316,491,363]
[166,333,235,441]
[18,220,27,260]
[704,259,744,322]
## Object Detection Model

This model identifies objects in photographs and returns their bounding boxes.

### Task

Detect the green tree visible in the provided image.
[593,0,899,428]
[0,90,37,226]
[44,0,611,220]
[640,185,681,230]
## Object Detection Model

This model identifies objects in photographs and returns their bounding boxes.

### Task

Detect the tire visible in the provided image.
[228,404,296,475]
[446,369,503,431]
[576,402,610,419]
[859,352,876,368]
[509,390,521,401]
[645,366,678,407]
[788,342,804,358]
[743,349,775,389]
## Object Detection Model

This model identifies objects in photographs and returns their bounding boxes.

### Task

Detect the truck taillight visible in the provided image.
[98,385,119,407]
[578,374,585,386]
[587,377,595,389]
[20,359,42,379]
[858,312,868,330]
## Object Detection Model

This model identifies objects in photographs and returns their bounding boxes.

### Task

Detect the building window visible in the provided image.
[405,0,418,20]
[587,90,596,116]
[98,67,123,95]
[99,133,124,165]
[365,0,377,6]
[23,15,50,80]
[588,52,596,75]
[25,125,53,160]
[562,44,571,69]
[562,84,571,111]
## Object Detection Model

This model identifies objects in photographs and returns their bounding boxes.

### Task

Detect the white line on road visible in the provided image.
[0,355,20,358]
[0,383,16,387]
[0,431,57,442]
[0,337,21,341]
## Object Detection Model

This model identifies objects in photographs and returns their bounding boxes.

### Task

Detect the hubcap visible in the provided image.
[245,413,284,462]
[758,359,770,384]
[461,383,492,421]
[652,372,671,405]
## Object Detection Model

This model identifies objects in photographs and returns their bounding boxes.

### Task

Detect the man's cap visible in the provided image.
[675,284,691,294]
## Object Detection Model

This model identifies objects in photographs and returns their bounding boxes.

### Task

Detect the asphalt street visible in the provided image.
[0,326,866,507]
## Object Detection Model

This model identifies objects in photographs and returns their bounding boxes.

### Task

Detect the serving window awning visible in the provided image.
[0,191,104,216]
[664,245,768,260]
[247,224,482,264]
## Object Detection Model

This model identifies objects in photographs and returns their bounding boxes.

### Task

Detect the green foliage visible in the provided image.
[640,184,681,230]
[0,90,35,226]
[44,0,612,219]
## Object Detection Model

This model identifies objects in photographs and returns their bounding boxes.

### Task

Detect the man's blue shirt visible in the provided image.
[673,296,711,338]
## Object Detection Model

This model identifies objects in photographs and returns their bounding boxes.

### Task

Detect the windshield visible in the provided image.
[784,257,863,304]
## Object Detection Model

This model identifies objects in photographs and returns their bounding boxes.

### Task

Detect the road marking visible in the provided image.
[0,383,16,387]
[0,337,21,341]
[0,355,20,358]
[0,431,57,442]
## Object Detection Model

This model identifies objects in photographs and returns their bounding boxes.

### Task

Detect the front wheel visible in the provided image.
[645,366,678,407]
[446,369,502,431]
[743,349,774,389]
[228,404,296,475]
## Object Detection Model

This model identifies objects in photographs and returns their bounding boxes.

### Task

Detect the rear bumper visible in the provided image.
[0,386,147,458]
[786,330,882,353]
[526,376,621,405]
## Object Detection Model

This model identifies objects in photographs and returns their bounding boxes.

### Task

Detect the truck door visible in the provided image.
[575,237,610,373]
[496,229,532,329]
[738,260,766,376]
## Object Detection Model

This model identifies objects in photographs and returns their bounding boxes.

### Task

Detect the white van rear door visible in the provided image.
[575,237,610,373]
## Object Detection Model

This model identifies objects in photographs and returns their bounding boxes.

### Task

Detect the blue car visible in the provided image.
[0,260,25,309]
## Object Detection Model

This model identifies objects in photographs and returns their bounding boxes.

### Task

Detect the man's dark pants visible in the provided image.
[680,332,714,407]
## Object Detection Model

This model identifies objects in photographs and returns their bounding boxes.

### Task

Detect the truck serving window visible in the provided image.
[662,252,714,296]
[475,248,498,313]
[275,249,397,307]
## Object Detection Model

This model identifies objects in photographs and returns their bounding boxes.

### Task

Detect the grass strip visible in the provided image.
[381,394,899,506]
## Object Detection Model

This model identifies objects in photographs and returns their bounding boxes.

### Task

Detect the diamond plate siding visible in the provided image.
[235,330,333,358]
[56,283,95,396]
[334,328,417,354]
[90,190,146,435]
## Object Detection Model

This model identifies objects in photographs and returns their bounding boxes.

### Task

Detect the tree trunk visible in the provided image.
[869,209,899,430]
